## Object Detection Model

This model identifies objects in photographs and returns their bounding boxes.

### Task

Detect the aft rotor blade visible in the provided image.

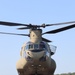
[17,27,30,30]
[46,21,75,26]
[43,24,75,34]
[0,32,29,36]
[0,21,28,26]
[17,24,33,30]
[42,37,52,42]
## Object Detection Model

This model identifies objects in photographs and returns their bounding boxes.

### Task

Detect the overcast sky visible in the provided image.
[0,0,75,75]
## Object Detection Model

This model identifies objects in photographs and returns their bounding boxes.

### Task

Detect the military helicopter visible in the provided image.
[0,21,75,75]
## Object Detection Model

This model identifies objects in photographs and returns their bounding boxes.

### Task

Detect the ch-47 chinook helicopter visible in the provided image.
[0,21,75,75]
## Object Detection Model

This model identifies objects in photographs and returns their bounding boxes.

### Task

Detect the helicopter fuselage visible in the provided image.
[16,41,56,75]
[0,21,75,75]
[16,29,56,75]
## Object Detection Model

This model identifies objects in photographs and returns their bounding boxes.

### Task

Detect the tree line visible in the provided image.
[55,72,75,75]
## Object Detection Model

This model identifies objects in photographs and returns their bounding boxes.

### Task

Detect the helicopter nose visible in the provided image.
[30,49,45,60]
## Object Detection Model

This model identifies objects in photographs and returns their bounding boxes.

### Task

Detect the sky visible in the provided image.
[0,0,75,75]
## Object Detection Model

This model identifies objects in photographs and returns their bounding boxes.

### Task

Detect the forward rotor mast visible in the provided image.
[30,29,42,43]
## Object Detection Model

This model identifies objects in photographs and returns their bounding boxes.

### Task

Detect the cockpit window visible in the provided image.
[39,42,45,49]
[34,44,39,49]
[25,44,33,50]
[50,45,57,55]
[25,41,46,50]
[29,44,33,49]
[25,45,28,50]
[39,44,45,48]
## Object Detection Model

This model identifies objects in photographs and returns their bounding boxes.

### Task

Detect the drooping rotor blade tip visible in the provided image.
[43,24,75,34]
[0,32,29,36]
[42,37,52,42]
[46,21,75,26]
[17,27,30,30]
[0,21,29,26]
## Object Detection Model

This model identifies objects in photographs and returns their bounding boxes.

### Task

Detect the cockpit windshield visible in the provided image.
[25,41,46,50]
[34,44,39,49]
[50,45,57,55]
[39,42,45,49]
[25,44,33,50]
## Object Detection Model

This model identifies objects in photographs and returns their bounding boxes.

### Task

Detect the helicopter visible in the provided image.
[0,21,75,75]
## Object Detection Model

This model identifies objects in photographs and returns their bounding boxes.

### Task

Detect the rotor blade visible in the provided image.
[43,24,75,34]
[0,21,28,26]
[42,37,52,42]
[46,21,75,26]
[17,27,30,30]
[0,32,29,36]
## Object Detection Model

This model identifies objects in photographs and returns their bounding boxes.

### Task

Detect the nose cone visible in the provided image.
[30,49,45,60]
